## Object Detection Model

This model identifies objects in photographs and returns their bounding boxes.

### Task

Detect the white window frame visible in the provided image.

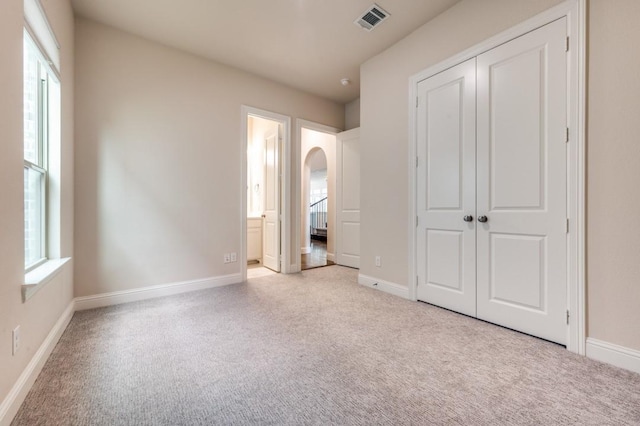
[23,30,58,273]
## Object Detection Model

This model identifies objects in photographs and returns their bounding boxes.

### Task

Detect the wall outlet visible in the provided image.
[230,252,237,262]
[375,256,381,267]
[12,326,20,356]
[224,253,231,264]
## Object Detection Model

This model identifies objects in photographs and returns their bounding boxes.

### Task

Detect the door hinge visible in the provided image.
[416,156,419,168]
[566,218,570,233]
[416,216,419,227]
[416,276,419,287]
[416,97,419,108]
[565,127,569,143]
[566,309,570,325]
[566,36,570,52]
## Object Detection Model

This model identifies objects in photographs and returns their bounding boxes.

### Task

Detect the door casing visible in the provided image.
[408,0,586,354]
[241,106,291,280]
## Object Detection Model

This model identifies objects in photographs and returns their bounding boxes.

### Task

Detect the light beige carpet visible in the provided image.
[12,266,640,425]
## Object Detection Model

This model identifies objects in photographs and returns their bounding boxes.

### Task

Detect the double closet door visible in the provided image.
[416,18,568,345]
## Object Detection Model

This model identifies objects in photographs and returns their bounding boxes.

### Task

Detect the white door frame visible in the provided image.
[294,119,340,272]
[408,0,586,354]
[241,106,292,281]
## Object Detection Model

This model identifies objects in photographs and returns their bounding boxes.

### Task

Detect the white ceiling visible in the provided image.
[70,0,461,104]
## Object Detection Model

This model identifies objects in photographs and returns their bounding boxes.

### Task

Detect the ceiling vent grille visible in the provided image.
[354,4,390,31]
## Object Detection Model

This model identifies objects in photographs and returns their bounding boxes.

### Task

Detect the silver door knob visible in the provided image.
[463,215,473,222]
[478,215,488,223]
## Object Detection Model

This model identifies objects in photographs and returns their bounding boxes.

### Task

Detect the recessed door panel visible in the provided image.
[490,48,546,210]
[477,18,567,344]
[427,80,463,210]
[490,233,546,311]
[341,222,360,258]
[416,58,477,317]
[426,230,463,292]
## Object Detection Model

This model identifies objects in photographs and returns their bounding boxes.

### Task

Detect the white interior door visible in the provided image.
[262,129,281,272]
[476,18,567,344]
[336,128,360,268]
[416,58,477,316]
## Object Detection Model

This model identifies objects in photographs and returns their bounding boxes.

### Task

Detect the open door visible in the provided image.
[262,128,281,272]
[336,128,360,268]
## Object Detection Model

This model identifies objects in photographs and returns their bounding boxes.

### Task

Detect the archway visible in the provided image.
[302,148,329,269]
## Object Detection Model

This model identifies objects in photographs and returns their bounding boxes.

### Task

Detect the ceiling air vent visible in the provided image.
[354,4,390,31]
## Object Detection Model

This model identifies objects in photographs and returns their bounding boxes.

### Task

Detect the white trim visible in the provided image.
[408,0,586,354]
[0,301,74,426]
[295,119,341,273]
[301,246,311,255]
[23,258,70,301]
[326,252,336,263]
[586,338,640,375]
[358,274,410,300]
[241,106,292,281]
[24,0,60,71]
[74,274,241,311]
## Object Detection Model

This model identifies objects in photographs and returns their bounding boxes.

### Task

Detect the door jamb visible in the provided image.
[407,0,586,354]
[241,105,292,280]
[294,119,340,273]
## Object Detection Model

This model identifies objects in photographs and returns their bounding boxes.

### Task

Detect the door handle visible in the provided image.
[463,215,473,222]
[478,215,488,223]
[261,214,266,218]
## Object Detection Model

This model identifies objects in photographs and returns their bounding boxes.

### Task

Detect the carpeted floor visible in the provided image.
[12,266,640,425]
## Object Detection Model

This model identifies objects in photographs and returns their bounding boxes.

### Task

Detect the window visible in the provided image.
[23,31,59,271]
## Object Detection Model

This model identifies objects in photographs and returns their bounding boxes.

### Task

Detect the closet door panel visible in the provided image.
[476,18,568,344]
[416,58,477,317]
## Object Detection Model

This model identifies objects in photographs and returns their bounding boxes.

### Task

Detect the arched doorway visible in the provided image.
[302,148,330,269]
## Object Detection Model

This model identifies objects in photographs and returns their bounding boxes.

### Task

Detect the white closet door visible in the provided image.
[336,128,360,268]
[262,130,281,272]
[416,58,477,317]
[476,18,567,344]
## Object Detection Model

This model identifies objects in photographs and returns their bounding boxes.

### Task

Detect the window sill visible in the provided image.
[23,257,71,302]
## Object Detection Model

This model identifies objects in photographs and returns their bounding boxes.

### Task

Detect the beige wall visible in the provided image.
[587,0,640,351]
[74,18,344,297]
[345,98,360,130]
[0,0,74,416]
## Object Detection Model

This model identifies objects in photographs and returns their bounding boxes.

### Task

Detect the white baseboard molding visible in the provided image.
[301,246,311,255]
[327,252,335,262]
[586,337,640,375]
[0,301,75,426]
[75,273,242,311]
[358,274,410,300]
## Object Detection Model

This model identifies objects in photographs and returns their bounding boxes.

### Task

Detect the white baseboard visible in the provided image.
[301,246,311,254]
[358,274,410,300]
[75,273,242,311]
[327,252,335,262]
[586,338,640,375]
[0,301,75,426]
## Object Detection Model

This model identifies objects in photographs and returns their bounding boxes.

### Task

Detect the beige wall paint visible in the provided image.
[360,0,562,287]
[587,0,640,351]
[0,0,74,415]
[345,98,360,130]
[74,18,344,297]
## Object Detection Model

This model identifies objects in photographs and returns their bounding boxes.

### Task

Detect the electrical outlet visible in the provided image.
[12,326,20,356]
[230,252,237,262]
[375,256,381,267]
[224,253,231,264]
